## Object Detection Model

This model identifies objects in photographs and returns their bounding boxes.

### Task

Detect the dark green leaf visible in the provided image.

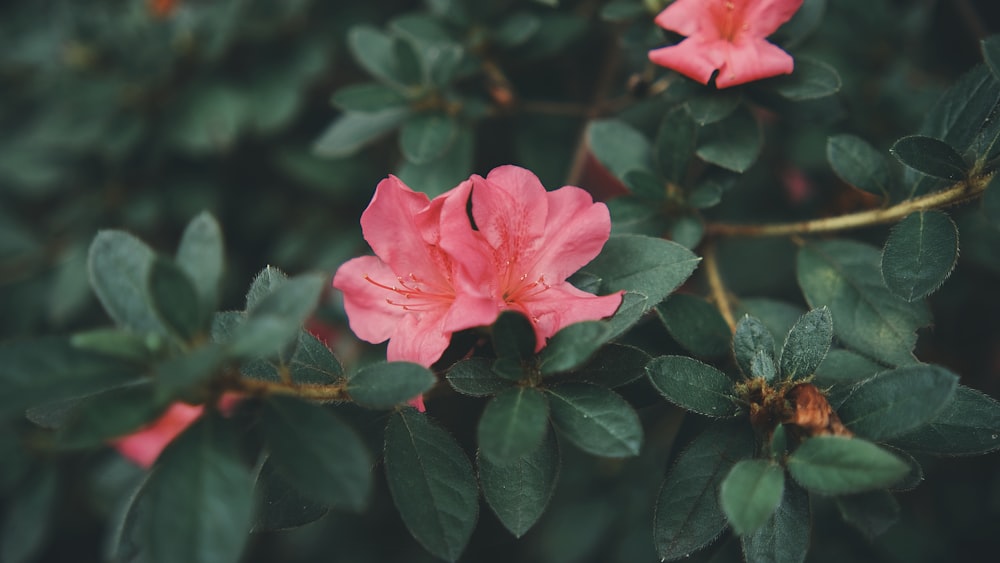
[118,415,254,563]
[890,135,969,181]
[575,343,650,388]
[261,396,372,510]
[229,273,327,360]
[244,266,286,311]
[154,344,225,397]
[56,384,165,449]
[735,299,807,355]
[881,211,959,301]
[656,107,698,183]
[88,230,164,335]
[599,0,646,21]
[288,331,344,384]
[494,12,542,47]
[586,119,654,183]
[838,364,958,440]
[685,90,742,125]
[768,58,842,100]
[797,239,931,366]
[603,291,649,340]
[331,82,409,112]
[826,134,892,199]
[696,107,762,173]
[786,436,909,495]
[654,420,755,561]
[346,25,410,87]
[657,294,732,359]
[741,481,811,563]
[647,355,737,417]
[348,361,436,410]
[396,124,474,197]
[312,108,410,158]
[252,460,328,532]
[0,465,57,563]
[492,311,536,363]
[719,460,785,536]
[583,234,700,311]
[69,328,156,363]
[446,358,515,396]
[733,315,776,379]
[176,211,224,311]
[539,321,611,375]
[814,349,884,384]
[478,387,549,463]
[167,83,247,154]
[834,490,900,540]
[399,113,459,165]
[779,307,833,381]
[624,169,665,200]
[670,215,704,249]
[149,257,204,341]
[479,429,559,538]
[384,409,478,562]
[546,383,643,457]
[750,350,777,382]
[890,385,1000,456]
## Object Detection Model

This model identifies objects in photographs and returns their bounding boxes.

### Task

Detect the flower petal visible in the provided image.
[649,36,727,86]
[716,38,794,88]
[746,0,804,37]
[114,403,204,468]
[528,185,613,283]
[520,283,624,349]
[333,255,407,345]
[433,179,496,296]
[654,0,711,37]
[386,310,453,367]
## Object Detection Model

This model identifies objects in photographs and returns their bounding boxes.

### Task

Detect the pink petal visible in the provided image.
[433,179,496,296]
[441,291,501,334]
[528,185,613,283]
[471,166,549,281]
[649,36,727,86]
[716,38,794,88]
[333,255,407,345]
[654,0,710,37]
[386,311,453,367]
[520,283,624,350]
[114,403,204,468]
[745,0,804,37]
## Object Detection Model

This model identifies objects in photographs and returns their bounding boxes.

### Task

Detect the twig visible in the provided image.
[702,242,737,333]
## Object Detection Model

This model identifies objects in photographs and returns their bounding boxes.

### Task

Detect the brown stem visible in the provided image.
[702,242,737,333]
[232,376,350,403]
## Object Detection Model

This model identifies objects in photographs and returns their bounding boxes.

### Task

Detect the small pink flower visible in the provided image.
[333,166,623,372]
[113,403,203,469]
[649,0,803,89]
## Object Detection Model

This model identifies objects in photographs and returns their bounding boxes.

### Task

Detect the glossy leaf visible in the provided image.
[479,430,559,538]
[582,234,700,311]
[891,135,969,181]
[477,387,549,463]
[546,383,643,458]
[890,385,1000,456]
[826,134,892,199]
[696,107,762,173]
[347,361,436,410]
[881,211,959,301]
[657,294,732,359]
[384,409,478,562]
[446,358,515,396]
[779,307,833,380]
[646,355,738,417]
[838,364,958,440]
[787,436,909,495]
[492,311,536,364]
[719,460,785,536]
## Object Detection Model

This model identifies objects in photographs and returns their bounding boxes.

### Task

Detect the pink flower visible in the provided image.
[113,403,203,469]
[333,165,623,372]
[648,0,803,89]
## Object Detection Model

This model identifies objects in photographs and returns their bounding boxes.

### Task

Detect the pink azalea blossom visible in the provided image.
[649,0,803,89]
[333,165,623,373]
[113,402,203,469]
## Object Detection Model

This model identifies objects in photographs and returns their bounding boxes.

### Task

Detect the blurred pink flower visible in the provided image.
[333,166,623,372]
[649,0,803,89]
[114,403,203,469]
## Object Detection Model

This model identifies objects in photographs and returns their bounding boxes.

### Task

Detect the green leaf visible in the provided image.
[826,134,892,199]
[814,349,884,384]
[546,383,643,457]
[984,174,1000,229]
[477,387,549,463]
[654,420,755,561]
[797,239,931,367]
[838,365,958,441]
[733,315,776,379]
[890,385,1000,456]
[492,311,536,364]
[720,460,785,536]
[399,113,459,165]
[229,273,327,360]
[252,460,328,532]
[735,299,807,356]
[56,384,165,449]
[331,82,409,112]
[696,106,762,173]
[655,107,698,183]
[646,355,738,417]
[657,294,733,359]
[88,230,164,335]
[312,108,410,158]
[0,465,57,563]
[983,35,1000,80]
[69,328,157,364]
[446,358,515,396]
[288,331,344,384]
[740,481,811,563]
[767,57,842,100]
[167,83,247,155]
[148,257,204,342]
[154,344,225,397]
[347,361,436,410]
[538,321,611,375]
[779,307,833,380]
[494,12,542,47]
[786,436,909,495]
[834,490,900,540]
[890,135,969,181]
[176,212,224,312]
[244,266,287,311]
[346,25,411,87]
[396,124,474,197]
[582,234,700,311]
[575,343,650,388]
[586,119,654,183]
[479,429,559,538]
[881,211,959,301]
[603,291,649,340]
[384,409,478,562]
[750,349,778,382]
[684,89,742,125]
[118,415,254,563]
[0,337,140,417]
[261,396,372,510]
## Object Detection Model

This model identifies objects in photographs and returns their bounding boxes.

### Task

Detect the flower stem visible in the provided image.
[705,172,993,238]
[703,242,737,333]
[231,376,350,403]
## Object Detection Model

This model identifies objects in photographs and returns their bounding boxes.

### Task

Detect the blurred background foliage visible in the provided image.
[1,0,999,562]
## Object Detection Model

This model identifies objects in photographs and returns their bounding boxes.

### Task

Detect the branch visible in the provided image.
[702,242,737,333]
[230,376,350,403]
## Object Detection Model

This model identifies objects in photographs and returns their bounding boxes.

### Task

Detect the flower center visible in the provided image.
[503,273,551,305]
[713,0,749,43]
[363,273,453,312]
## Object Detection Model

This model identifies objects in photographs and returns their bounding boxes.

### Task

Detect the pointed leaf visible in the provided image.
[546,383,643,457]
[719,460,785,536]
[890,385,1000,456]
[176,211,224,311]
[881,211,959,301]
[229,273,327,360]
[446,358,515,396]
[56,384,165,449]
[583,234,700,311]
[646,355,738,417]
[826,134,892,199]
[479,430,559,538]
[348,361,436,410]
[478,387,549,463]
[244,266,287,311]
[750,349,778,382]
[787,436,909,495]
[890,135,969,181]
[684,90,742,125]
[779,307,833,381]
[384,409,478,562]
[733,315,775,379]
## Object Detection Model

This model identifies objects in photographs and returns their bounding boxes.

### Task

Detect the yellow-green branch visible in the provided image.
[703,242,737,333]
[232,377,349,403]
